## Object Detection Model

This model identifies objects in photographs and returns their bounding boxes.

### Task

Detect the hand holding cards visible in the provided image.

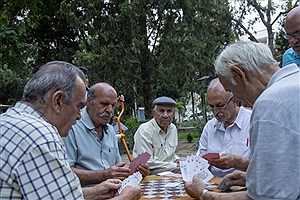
[180,154,214,183]
[129,152,151,173]
[202,153,220,161]
[118,172,142,194]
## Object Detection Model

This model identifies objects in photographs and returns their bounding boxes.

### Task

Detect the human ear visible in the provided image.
[51,90,64,113]
[230,66,246,85]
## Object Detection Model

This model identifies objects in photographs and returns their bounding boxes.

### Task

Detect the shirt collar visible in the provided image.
[150,118,173,134]
[14,101,48,122]
[214,107,244,130]
[267,63,299,89]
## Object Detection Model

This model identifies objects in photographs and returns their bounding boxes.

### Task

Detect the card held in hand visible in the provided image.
[129,152,151,173]
[202,153,220,160]
[118,172,143,194]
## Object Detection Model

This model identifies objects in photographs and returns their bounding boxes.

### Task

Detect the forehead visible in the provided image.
[74,77,86,100]
[207,88,228,103]
[94,87,117,100]
[285,12,300,32]
[155,105,174,110]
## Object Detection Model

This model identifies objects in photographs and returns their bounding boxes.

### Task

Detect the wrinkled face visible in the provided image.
[207,89,235,123]
[60,77,86,137]
[153,105,175,131]
[87,88,117,127]
[285,15,300,54]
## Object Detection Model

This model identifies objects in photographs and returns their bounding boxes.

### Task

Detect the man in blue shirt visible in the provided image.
[282,6,300,67]
[63,82,149,186]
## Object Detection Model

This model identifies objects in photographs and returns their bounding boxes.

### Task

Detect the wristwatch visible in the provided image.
[200,188,209,198]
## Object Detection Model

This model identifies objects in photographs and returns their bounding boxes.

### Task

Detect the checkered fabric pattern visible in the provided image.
[0,102,84,199]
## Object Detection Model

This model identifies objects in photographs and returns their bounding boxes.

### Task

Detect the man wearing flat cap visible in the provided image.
[133,96,180,175]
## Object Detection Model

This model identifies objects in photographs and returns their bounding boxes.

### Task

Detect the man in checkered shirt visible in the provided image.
[0,61,141,200]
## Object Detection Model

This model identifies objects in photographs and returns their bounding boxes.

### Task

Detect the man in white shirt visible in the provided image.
[197,78,251,177]
[133,96,180,175]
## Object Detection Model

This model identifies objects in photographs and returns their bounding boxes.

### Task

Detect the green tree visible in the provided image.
[61,0,234,118]
[231,0,298,55]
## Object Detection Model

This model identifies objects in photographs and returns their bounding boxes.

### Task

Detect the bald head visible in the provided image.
[284,6,300,54]
[86,82,117,127]
[88,82,117,101]
[207,78,227,96]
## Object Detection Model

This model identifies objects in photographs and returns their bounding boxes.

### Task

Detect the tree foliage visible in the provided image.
[231,0,299,57]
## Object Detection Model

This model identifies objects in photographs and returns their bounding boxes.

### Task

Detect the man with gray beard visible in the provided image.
[63,83,149,187]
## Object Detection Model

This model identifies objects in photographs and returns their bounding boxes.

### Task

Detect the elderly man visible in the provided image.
[197,78,251,177]
[133,96,180,175]
[63,82,148,186]
[282,6,300,67]
[0,61,141,199]
[185,41,300,200]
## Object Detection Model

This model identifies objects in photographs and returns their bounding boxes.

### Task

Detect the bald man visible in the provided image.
[282,6,300,67]
[196,78,251,177]
[63,83,148,187]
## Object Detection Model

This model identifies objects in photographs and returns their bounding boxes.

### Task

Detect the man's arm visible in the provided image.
[184,175,251,200]
[72,163,131,185]
[208,154,250,172]
[82,179,141,200]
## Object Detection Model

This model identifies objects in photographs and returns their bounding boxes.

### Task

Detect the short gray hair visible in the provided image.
[22,61,85,106]
[214,41,278,84]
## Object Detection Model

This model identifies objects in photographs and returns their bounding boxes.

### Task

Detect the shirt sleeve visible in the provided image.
[246,120,300,200]
[16,141,83,199]
[197,125,209,156]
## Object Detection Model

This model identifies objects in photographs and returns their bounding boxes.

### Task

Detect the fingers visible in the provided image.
[137,164,149,177]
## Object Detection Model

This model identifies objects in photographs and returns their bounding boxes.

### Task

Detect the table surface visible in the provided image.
[139,175,223,200]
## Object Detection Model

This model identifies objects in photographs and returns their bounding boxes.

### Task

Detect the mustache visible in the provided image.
[100,112,112,118]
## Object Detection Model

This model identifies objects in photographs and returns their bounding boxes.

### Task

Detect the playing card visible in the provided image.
[217,178,231,191]
[129,152,151,173]
[202,153,220,160]
[181,154,213,183]
[118,172,143,194]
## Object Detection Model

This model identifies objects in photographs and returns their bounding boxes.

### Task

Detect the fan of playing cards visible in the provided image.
[118,172,143,194]
[180,154,214,183]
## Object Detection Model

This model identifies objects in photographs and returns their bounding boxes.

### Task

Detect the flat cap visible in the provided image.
[152,96,176,106]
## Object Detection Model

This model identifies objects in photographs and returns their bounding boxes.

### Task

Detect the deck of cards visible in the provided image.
[118,172,143,194]
[129,152,151,173]
[180,154,214,183]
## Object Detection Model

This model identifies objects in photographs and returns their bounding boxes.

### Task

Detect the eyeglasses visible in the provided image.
[209,93,234,111]
[283,31,300,41]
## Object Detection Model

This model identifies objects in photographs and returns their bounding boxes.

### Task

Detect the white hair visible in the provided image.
[214,41,278,84]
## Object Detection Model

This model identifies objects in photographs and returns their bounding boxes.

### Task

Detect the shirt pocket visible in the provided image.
[232,140,250,157]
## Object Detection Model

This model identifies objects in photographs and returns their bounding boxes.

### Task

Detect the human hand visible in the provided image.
[119,185,142,200]
[207,153,236,169]
[137,163,149,177]
[116,95,125,107]
[184,175,206,200]
[223,170,246,187]
[94,179,122,199]
[106,162,131,180]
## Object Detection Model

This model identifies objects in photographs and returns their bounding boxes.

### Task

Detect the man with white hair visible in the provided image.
[185,41,300,200]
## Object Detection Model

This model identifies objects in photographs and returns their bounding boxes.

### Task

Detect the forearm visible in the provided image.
[72,167,108,185]
[82,187,99,200]
[203,191,251,200]
[233,156,250,172]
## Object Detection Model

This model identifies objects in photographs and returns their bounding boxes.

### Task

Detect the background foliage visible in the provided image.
[0,0,297,118]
